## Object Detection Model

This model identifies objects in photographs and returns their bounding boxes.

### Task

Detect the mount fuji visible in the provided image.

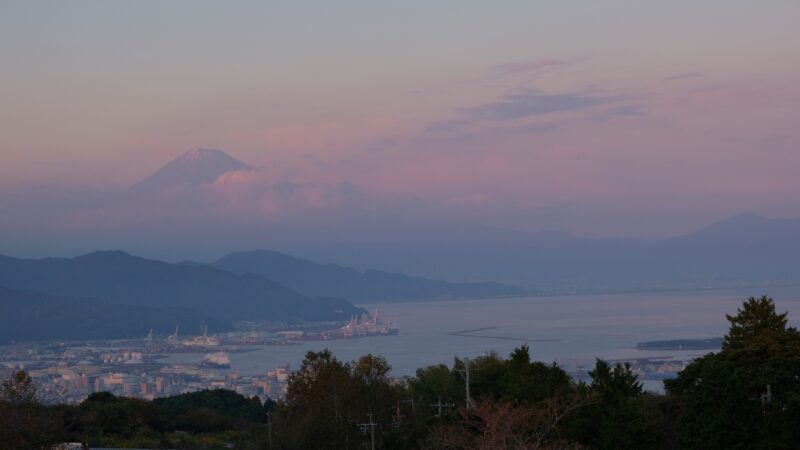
[131,148,251,192]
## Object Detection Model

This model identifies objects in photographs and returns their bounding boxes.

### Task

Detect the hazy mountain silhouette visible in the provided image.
[0,285,230,344]
[131,148,250,192]
[0,251,363,322]
[210,250,529,302]
[663,212,800,245]
[274,212,800,293]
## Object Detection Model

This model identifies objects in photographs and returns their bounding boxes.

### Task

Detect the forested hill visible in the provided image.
[211,249,529,302]
[0,286,231,344]
[0,251,363,322]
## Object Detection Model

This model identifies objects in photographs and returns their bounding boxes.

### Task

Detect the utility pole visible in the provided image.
[761,384,773,404]
[393,398,418,426]
[465,358,471,408]
[393,401,402,428]
[430,395,455,417]
[334,393,339,421]
[358,413,376,450]
[397,397,415,424]
[456,357,473,409]
[265,411,273,448]
[402,397,415,416]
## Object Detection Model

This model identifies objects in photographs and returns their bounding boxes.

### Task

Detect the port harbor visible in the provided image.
[236,309,399,342]
[2,287,769,406]
[0,310,399,405]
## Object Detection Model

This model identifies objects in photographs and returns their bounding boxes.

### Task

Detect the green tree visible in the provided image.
[0,371,62,449]
[155,388,264,424]
[276,349,402,449]
[499,345,573,405]
[409,363,462,421]
[77,392,167,440]
[666,295,800,449]
[571,359,652,449]
[668,355,761,449]
[724,295,792,350]
[1,370,38,404]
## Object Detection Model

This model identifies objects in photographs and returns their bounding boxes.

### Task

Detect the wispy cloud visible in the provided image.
[663,73,704,83]
[604,104,647,117]
[421,58,569,95]
[425,119,471,133]
[489,58,566,76]
[424,86,643,137]
[460,88,618,121]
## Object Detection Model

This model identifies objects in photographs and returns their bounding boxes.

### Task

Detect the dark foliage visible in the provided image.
[666,295,800,449]
[155,389,265,427]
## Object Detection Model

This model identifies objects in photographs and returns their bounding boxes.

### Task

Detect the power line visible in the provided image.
[430,395,455,417]
[264,411,273,448]
[358,412,376,450]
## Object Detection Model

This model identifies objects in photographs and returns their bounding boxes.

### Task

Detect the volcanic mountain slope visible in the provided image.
[131,147,251,192]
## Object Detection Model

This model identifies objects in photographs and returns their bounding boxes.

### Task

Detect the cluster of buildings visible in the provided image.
[0,338,291,405]
[0,309,406,405]
[0,311,401,405]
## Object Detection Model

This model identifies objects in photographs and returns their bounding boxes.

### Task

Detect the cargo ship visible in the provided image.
[201,351,231,368]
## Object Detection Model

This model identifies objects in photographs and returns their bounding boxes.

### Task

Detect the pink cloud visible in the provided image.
[206,168,363,219]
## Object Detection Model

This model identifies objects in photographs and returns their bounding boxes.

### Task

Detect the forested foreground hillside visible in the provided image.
[2,296,798,449]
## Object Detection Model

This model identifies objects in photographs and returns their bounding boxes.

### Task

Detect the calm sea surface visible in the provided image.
[161,286,800,382]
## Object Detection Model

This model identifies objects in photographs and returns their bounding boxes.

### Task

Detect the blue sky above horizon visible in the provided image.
[1,0,799,245]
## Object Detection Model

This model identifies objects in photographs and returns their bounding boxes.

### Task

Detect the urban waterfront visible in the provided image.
[164,285,800,392]
[6,286,799,404]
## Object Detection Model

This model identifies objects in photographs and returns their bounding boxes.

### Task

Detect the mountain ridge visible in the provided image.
[0,250,363,323]
[210,249,530,302]
[662,212,800,245]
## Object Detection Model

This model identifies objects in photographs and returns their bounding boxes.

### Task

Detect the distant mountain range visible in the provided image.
[1,146,798,344]
[0,248,527,343]
[0,286,230,344]
[209,250,529,302]
[662,212,800,246]
[278,212,800,292]
[0,250,362,324]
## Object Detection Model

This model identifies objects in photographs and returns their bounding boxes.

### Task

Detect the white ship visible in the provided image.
[201,351,231,368]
